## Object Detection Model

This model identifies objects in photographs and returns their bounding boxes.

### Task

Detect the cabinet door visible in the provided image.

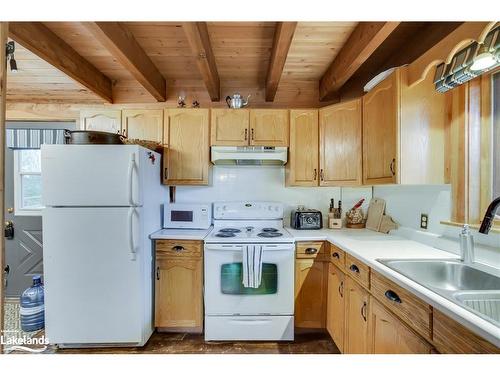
[326,263,345,352]
[80,110,122,133]
[164,109,209,185]
[286,110,319,186]
[344,277,370,354]
[211,109,249,146]
[362,70,400,185]
[319,99,362,186]
[370,298,431,354]
[250,109,289,146]
[294,259,327,329]
[155,257,203,330]
[122,109,163,143]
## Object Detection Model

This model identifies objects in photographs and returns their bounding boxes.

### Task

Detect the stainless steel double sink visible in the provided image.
[377,259,500,327]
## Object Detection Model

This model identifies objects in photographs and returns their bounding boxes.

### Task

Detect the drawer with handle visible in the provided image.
[329,244,345,269]
[296,241,325,259]
[370,270,431,340]
[345,254,370,289]
[156,239,202,258]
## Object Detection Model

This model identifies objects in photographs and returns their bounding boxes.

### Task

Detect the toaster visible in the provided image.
[290,209,323,230]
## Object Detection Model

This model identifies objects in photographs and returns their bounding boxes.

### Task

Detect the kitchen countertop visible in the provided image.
[286,227,500,347]
[150,227,213,240]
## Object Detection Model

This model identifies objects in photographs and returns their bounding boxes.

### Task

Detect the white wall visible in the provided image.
[174,166,499,267]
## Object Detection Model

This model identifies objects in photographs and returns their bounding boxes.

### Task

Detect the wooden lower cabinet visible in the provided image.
[344,277,370,353]
[326,263,345,352]
[155,240,203,332]
[370,298,432,354]
[433,309,500,354]
[295,258,327,329]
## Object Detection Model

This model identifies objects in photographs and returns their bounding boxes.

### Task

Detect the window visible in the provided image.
[14,149,43,216]
[493,72,500,199]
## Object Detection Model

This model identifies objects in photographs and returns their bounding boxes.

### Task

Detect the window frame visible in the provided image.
[13,149,43,216]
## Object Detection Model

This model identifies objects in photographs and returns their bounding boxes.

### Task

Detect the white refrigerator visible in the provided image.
[41,145,167,347]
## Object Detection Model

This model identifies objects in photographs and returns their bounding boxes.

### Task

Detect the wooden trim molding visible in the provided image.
[266,22,297,102]
[183,22,220,102]
[9,22,113,103]
[319,22,400,101]
[84,22,167,102]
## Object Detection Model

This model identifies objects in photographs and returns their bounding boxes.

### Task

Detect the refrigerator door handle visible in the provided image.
[128,207,137,261]
[128,153,138,206]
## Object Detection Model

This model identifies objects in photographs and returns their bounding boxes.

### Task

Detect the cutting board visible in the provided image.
[365,198,386,231]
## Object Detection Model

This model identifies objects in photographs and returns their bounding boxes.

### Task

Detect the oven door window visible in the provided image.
[220,263,278,295]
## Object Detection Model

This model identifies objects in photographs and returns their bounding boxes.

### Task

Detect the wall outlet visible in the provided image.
[420,214,428,230]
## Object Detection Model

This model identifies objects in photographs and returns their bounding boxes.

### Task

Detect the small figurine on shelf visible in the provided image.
[192,100,200,108]
[177,92,186,108]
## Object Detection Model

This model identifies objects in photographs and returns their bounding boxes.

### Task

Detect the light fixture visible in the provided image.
[5,40,18,73]
[470,44,497,71]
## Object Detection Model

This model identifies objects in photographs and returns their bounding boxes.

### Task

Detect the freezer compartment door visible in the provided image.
[43,207,149,345]
[42,145,157,207]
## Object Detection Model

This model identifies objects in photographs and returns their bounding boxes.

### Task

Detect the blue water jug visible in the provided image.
[20,275,45,332]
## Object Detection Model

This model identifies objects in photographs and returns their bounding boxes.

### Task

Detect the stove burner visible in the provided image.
[257,232,283,238]
[219,228,241,233]
[262,228,279,232]
[215,232,236,238]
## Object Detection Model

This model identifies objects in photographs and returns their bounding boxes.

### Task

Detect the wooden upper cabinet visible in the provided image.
[370,298,431,354]
[362,69,400,185]
[163,109,210,185]
[122,109,163,143]
[344,276,370,354]
[80,109,122,134]
[319,99,362,186]
[249,109,289,146]
[326,263,345,352]
[286,110,319,186]
[295,258,327,329]
[211,109,249,146]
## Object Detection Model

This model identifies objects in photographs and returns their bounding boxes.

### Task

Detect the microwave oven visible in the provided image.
[163,203,212,229]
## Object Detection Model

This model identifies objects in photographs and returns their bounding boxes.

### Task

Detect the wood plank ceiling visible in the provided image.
[5,21,462,107]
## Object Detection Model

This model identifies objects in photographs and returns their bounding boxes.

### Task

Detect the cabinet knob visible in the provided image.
[313,169,317,181]
[244,128,248,141]
[156,266,160,280]
[384,290,402,303]
[305,247,318,255]
[164,167,168,180]
[172,245,185,252]
[332,252,340,259]
[320,169,324,181]
[338,280,344,298]
[349,264,360,273]
[251,128,255,141]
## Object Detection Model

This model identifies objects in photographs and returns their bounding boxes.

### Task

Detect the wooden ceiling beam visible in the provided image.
[9,22,113,103]
[319,22,400,101]
[182,22,220,102]
[84,22,167,102]
[266,22,297,102]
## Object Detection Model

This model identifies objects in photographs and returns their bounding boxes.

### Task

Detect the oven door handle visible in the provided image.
[228,319,272,325]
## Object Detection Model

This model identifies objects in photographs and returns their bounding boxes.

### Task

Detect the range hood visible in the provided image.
[211,146,288,165]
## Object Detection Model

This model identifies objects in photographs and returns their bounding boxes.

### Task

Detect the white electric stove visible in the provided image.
[204,201,295,341]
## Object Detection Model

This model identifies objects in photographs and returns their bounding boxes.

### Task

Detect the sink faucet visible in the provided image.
[479,196,500,234]
[459,224,475,264]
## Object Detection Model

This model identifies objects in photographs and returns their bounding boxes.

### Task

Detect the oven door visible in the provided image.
[204,244,294,315]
